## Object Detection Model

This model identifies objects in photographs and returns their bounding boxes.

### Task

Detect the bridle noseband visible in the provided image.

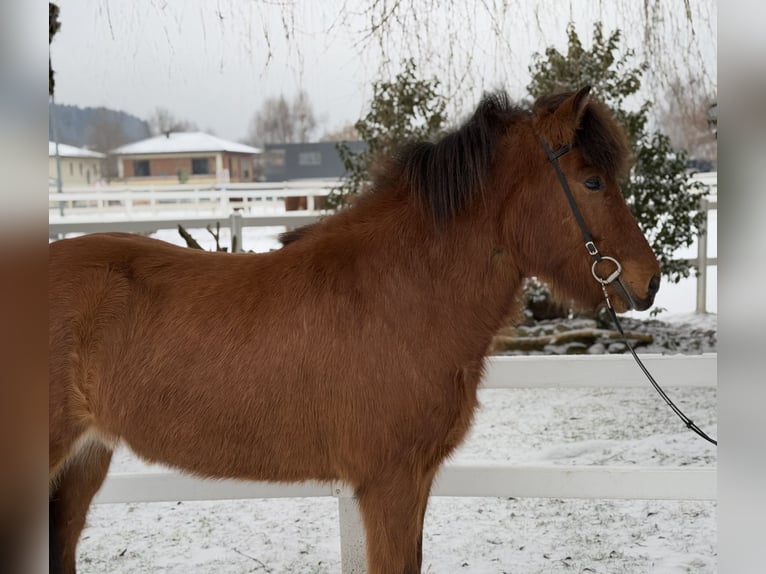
[542,139,717,447]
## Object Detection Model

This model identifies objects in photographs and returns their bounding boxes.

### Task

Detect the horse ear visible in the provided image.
[554,85,591,128]
[534,85,592,146]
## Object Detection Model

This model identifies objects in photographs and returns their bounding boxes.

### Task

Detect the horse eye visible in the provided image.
[584,176,604,191]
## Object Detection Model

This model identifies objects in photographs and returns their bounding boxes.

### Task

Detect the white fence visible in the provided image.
[48,179,335,217]
[690,171,718,314]
[94,354,717,573]
[48,181,329,245]
[694,195,717,314]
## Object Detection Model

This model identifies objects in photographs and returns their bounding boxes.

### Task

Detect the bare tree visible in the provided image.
[292,90,317,143]
[244,0,715,122]
[87,109,129,180]
[148,107,198,135]
[320,123,360,142]
[656,75,717,163]
[70,2,715,141]
[247,91,317,146]
[67,2,714,156]
[248,95,292,146]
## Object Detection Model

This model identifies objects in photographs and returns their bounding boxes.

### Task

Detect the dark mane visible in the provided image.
[534,92,631,178]
[374,91,526,222]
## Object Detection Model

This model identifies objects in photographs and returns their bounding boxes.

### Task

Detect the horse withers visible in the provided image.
[49,86,660,573]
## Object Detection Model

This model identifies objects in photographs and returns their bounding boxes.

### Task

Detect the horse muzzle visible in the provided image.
[615,274,660,311]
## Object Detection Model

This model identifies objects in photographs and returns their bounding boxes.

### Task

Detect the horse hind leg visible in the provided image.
[49,440,113,574]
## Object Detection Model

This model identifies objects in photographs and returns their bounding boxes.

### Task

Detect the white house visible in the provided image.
[49,142,106,187]
[111,132,262,185]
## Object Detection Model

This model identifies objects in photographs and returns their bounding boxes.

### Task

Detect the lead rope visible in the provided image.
[542,140,718,446]
[602,291,718,446]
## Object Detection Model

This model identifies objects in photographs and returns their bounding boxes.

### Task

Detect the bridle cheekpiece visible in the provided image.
[540,139,627,309]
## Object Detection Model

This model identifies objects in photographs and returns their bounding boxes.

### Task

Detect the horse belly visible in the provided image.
[99,368,338,483]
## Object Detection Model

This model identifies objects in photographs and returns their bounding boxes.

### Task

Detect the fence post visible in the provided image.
[229,211,243,253]
[333,482,367,574]
[696,197,709,314]
[220,188,228,212]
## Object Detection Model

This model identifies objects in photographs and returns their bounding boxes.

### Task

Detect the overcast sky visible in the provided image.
[50,0,717,143]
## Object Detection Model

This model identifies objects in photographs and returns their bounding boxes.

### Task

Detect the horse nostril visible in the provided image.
[647,274,661,298]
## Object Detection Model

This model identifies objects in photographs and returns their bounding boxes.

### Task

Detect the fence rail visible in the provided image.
[48,211,322,236]
[93,354,717,573]
[95,465,715,506]
[49,179,335,218]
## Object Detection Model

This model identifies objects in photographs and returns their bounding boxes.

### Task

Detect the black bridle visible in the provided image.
[542,140,718,447]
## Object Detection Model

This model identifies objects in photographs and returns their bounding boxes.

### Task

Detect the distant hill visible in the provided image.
[49,103,151,150]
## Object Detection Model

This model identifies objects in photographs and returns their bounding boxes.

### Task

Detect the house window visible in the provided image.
[298,151,321,166]
[69,163,73,176]
[133,160,150,177]
[267,150,286,167]
[192,158,209,175]
[79,163,83,175]
[242,158,250,180]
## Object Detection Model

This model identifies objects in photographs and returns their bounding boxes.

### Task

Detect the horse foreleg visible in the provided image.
[357,468,435,574]
[49,442,113,574]
[416,467,438,571]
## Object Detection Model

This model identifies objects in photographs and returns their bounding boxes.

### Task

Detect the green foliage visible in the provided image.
[528,22,706,284]
[528,23,648,129]
[523,277,572,321]
[328,59,448,209]
[629,131,706,280]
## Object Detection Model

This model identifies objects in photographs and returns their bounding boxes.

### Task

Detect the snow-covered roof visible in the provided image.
[49,141,106,159]
[110,132,262,156]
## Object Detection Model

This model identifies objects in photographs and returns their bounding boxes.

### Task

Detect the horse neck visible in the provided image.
[324,191,524,353]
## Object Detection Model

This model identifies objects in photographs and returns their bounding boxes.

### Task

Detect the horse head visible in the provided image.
[503,86,661,312]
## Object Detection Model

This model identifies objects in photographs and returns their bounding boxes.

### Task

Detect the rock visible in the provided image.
[490,315,714,356]
[565,342,589,354]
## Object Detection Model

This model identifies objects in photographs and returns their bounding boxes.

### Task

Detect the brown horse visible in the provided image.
[49,87,660,573]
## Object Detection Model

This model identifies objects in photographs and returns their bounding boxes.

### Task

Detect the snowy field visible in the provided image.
[67,218,717,573]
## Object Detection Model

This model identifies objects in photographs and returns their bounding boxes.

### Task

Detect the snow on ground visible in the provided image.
[79,496,715,573]
[71,223,717,573]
